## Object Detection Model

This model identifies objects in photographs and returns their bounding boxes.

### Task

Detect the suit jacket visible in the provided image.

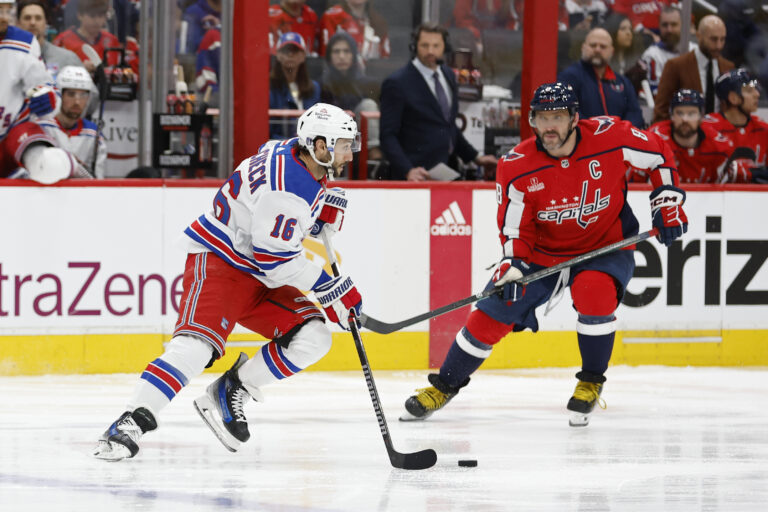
[380,62,478,180]
[653,50,734,123]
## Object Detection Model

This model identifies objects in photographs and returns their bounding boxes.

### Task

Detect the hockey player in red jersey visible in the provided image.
[703,68,768,183]
[402,82,688,427]
[637,89,738,183]
[94,104,365,460]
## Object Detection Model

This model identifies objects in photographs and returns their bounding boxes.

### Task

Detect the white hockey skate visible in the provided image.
[93,407,157,461]
[193,352,263,452]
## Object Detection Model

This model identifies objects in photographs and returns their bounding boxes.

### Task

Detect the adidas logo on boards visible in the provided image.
[431,201,472,236]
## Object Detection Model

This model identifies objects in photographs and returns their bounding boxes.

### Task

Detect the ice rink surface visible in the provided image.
[1,366,767,512]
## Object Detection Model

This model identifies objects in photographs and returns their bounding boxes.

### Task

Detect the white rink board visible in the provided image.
[0,185,766,335]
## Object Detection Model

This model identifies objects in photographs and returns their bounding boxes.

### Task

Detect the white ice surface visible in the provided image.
[1,366,767,511]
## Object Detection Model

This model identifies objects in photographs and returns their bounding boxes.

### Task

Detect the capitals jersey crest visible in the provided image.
[496,117,678,266]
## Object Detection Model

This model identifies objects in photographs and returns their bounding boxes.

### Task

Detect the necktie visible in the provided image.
[705,59,715,113]
[433,71,451,121]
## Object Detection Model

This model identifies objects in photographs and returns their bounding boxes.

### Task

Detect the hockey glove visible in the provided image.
[26,86,59,117]
[314,274,362,330]
[649,185,688,247]
[492,257,530,302]
[311,188,348,237]
[749,167,768,184]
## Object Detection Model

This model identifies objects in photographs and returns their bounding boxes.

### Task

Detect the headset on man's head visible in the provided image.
[409,22,452,61]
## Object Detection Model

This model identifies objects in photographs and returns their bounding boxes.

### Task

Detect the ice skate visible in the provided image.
[93,407,157,461]
[567,376,606,427]
[194,352,262,452]
[400,373,466,421]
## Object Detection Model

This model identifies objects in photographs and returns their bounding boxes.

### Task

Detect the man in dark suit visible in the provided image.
[653,14,734,123]
[380,22,497,181]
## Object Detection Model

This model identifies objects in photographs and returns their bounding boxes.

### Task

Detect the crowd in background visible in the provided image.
[2,0,768,183]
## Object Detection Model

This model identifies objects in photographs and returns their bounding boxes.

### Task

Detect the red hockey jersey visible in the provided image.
[702,112,768,167]
[53,29,121,67]
[319,4,390,60]
[496,116,678,267]
[269,4,320,55]
[641,120,734,183]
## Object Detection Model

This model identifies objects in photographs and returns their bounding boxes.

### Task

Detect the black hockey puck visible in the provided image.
[458,459,478,467]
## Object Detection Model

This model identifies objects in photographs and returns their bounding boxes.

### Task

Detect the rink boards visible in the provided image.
[1,181,767,375]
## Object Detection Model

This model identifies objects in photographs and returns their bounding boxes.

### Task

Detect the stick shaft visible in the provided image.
[361,228,658,334]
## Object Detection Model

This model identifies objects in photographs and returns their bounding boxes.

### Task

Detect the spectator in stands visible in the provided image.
[320,0,389,62]
[36,66,107,178]
[195,25,220,99]
[653,15,733,122]
[17,1,83,79]
[604,13,643,75]
[53,0,121,71]
[320,31,381,159]
[636,6,692,98]
[565,0,608,31]
[631,89,738,184]
[558,27,644,127]
[453,0,521,39]
[179,0,220,55]
[269,0,320,56]
[269,32,320,139]
[611,0,676,43]
[703,69,768,181]
[380,23,497,181]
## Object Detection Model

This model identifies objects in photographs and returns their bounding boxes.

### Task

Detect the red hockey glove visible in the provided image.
[492,257,530,302]
[311,187,348,237]
[649,185,688,247]
[314,274,362,330]
[26,86,59,117]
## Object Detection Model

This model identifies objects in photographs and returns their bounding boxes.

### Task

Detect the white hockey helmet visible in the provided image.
[57,66,93,92]
[296,103,361,170]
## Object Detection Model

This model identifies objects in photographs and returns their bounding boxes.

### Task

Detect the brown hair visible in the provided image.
[17,0,50,22]
[78,0,110,16]
[270,58,315,99]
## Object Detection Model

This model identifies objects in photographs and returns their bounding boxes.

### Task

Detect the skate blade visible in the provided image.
[568,411,590,427]
[93,440,132,461]
[399,410,429,422]
[193,395,241,453]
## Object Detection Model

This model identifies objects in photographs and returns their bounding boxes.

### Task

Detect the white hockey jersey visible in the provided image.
[36,118,107,178]
[0,26,56,141]
[185,137,330,291]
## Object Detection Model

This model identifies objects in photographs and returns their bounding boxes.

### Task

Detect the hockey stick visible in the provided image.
[320,230,437,470]
[360,228,659,335]
[82,44,107,177]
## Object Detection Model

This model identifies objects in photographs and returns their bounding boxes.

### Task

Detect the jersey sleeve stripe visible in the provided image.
[620,147,665,171]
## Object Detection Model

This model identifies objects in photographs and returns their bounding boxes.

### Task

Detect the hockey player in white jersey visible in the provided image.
[94,103,364,460]
[0,13,78,183]
[36,66,107,177]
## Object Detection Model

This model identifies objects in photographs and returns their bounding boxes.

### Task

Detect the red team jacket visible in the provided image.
[640,120,735,183]
[53,29,122,67]
[703,112,768,168]
[319,5,390,59]
[496,116,678,267]
[268,3,320,55]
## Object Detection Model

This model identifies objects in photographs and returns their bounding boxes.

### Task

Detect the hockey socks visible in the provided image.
[438,327,492,388]
[238,320,331,388]
[127,335,213,415]
[575,313,616,375]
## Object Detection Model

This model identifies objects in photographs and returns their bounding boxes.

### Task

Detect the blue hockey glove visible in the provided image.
[492,257,530,302]
[649,185,688,247]
[27,86,59,117]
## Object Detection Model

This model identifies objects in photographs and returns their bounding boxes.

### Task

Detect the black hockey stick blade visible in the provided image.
[360,228,658,335]
[388,446,438,470]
